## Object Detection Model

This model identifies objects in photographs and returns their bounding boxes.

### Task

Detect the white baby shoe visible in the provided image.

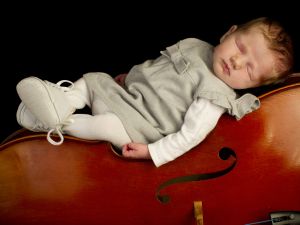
[16,76,78,144]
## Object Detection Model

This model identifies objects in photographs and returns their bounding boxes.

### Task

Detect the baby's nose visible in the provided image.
[230,55,245,70]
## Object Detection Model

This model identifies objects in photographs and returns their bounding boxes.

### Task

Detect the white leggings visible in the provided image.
[63,78,131,148]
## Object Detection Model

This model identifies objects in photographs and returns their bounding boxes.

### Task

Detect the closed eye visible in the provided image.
[236,40,245,53]
[247,65,255,80]
[247,66,252,79]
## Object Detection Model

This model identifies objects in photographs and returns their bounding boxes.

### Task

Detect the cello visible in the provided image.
[0,75,299,225]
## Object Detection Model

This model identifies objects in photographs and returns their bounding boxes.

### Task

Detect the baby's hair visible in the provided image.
[237,17,294,84]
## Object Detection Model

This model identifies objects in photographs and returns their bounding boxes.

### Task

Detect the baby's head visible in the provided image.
[213,17,294,89]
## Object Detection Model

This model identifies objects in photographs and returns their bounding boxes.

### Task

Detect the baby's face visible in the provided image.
[213,27,276,89]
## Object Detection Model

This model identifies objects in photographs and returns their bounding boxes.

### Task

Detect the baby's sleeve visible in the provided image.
[148,98,225,167]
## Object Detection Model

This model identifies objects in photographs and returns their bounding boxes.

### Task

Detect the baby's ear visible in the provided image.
[220,25,238,43]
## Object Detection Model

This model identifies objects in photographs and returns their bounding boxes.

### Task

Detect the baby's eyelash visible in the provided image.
[247,66,253,80]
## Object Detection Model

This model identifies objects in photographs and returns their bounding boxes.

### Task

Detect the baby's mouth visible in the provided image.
[222,60,230,76]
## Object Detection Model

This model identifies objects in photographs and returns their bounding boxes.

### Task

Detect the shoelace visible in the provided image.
[45,80,75,145]
[46,80,74,92]
[46,118,74,145]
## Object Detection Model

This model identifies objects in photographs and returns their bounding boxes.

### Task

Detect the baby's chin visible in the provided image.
[212,61,225,76]
[212,67,224,80]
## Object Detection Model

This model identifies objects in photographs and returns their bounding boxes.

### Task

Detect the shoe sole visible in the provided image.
[16,102,26,126]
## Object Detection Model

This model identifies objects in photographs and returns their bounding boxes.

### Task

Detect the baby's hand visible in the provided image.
[122,143,151,159]
[114,73,127,87]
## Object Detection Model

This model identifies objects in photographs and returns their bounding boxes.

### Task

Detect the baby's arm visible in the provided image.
[122,98,225,167]
[149,98,225,167]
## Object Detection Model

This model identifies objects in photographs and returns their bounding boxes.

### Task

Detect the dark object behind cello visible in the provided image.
[0,76,299,225]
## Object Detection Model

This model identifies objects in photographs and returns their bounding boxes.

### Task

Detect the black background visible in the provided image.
[1,3,300,141]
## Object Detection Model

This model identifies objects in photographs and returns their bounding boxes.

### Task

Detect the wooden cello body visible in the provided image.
[0,80,299,225]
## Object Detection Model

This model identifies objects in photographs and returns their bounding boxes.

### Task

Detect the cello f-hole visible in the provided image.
[218,147,236,161]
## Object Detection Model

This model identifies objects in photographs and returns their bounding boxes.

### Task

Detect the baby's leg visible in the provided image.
[70,77,91,108]
[63,113,131,149]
